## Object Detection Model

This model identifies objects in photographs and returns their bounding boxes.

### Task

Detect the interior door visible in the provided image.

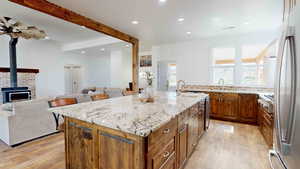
[64,65,83,94]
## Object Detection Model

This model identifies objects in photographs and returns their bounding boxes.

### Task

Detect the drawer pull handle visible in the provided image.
[163,151,170,158]
[163,128,170,134]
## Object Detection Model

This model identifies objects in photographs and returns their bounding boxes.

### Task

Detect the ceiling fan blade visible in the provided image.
[12,21,28,30]
[0,16,11,27]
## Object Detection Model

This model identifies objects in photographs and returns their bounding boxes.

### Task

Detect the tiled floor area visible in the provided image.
[0,120,271,169]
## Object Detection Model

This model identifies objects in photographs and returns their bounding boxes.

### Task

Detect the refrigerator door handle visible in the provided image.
[282,32,297,147]
[269,150,287,169]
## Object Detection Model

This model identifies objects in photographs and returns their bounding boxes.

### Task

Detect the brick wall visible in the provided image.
[0,72,37,102]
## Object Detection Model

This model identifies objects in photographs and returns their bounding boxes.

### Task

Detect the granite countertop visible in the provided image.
[49,91,208,137]
[182,88,273,95]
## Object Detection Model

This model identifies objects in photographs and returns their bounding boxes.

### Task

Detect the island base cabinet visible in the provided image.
[178,124,188,169]
[65,117,145,169]
[98,132,135,169]
[64,98,207,169]
[65,118,95,169]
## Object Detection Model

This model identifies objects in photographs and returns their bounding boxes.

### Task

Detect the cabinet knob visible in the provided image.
[163,128,170,134]
[163,151,170,158]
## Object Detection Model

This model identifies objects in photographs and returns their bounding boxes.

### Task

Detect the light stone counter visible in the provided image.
[182,88,274,95]
[49,92,208,137]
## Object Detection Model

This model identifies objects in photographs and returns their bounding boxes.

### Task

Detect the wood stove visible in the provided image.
[1,87,31,103]
[0,38,31,103]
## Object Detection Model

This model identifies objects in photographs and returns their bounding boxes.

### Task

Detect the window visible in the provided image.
[168,64,177,88]
[241,44,266,86]
[211,43,274,87]
[211,48,235,85]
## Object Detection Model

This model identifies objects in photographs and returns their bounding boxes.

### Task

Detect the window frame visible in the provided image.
[210,45,268,87]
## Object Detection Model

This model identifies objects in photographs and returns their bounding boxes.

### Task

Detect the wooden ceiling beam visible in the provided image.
[9,0,138,44]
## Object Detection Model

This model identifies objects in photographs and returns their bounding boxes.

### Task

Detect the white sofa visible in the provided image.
[0,97,56,146]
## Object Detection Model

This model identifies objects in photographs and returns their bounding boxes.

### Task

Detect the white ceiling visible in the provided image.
[48,0,283,50]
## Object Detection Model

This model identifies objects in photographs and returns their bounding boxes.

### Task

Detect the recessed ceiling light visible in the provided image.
[244,22,250,25]
[80,26,86,29]
[100,48,105,51]
[131,20,139,25]
[186,31,192,35]
[44,36,50,40]
[159,0,167,3]
[177,18,185,22]
[81,51,86,54]
[125,44,130,47]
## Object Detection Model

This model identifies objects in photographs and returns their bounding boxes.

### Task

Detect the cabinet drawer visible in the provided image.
[160,153,176,169]
[148,118,177,148]
[153,139,175,169]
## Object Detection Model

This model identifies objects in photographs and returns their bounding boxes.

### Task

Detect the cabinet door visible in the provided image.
[239,94,258,123]
[209,93,221,118]
[220,94,238,120]
[66,121,94,169]
[187,113,198,157]
[98,132,135,169]
[178,124,188,169]
[198,108,205,138]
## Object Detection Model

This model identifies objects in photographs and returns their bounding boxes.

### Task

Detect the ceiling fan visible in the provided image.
[0,16,46,39]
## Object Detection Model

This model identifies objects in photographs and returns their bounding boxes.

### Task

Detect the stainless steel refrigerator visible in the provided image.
[269,4,300,169]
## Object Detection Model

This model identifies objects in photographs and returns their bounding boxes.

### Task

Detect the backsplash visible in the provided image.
[0,72,37,102]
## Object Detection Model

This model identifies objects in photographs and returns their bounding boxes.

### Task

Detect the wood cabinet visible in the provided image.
[207,92,258,124]
[177,109,189,169]
[64,99,208,169]
[65,119,94,169]
[198,101,205,138]
[147,119,177,169]
[239,94,258,124]
[208,93,239,121]
[258,103,274,147]
[187,104,200,157]
[98,132,135,169]
[219,94,239,120]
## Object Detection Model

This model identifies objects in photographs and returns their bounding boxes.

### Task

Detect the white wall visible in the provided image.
[0,36,90,97]
[110,49,132,89]
[151,31,279,87]
[85,55,111,87]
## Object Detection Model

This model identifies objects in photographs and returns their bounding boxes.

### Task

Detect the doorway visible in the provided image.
[64,65,83,94]
[157,61,176,91]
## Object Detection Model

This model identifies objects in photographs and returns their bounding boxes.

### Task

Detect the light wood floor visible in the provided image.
[0,120,271,169]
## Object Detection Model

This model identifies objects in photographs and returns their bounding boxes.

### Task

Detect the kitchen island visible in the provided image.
[49,92,208,169]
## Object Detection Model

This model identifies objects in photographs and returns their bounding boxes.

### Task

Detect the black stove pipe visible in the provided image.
[9,37,18,88]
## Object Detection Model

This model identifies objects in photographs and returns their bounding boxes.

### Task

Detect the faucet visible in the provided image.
[218,78,225,90]
[176,80,186,95]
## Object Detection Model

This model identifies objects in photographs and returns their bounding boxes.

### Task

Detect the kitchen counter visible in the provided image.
[182,88,273,95]
[53,91,209,169]
[49,91,208,137]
